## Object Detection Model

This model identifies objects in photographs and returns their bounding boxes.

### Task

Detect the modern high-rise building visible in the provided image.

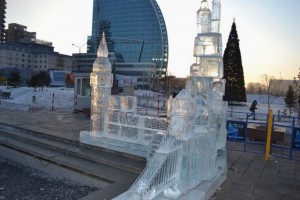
[87,0,168,77]
[0,0,6,42]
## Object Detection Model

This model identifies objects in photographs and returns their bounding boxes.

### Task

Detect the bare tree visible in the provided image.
[262,74,275,109]
[246,82,255,94]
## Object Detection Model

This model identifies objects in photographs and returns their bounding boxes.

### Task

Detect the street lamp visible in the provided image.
[72,43,86,54]
[72,43,87,72]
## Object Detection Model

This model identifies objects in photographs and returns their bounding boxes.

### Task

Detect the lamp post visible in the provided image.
[72,43,86,71]
[72,43,86,54]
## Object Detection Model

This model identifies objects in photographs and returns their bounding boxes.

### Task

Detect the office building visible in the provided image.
[0,41,73,83]
[87,0,168,77]
[0,23,73,84]
[5,23,36,43]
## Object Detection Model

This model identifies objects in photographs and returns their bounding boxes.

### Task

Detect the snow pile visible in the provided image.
[0,86,74,111]
[233,94,287,115]
[0,86,289,115]
[247,94,285,106]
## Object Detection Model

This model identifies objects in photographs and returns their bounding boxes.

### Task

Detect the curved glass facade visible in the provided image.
[88,0,168,77]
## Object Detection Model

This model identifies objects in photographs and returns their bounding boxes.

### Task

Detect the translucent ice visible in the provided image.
[83,1,228,199]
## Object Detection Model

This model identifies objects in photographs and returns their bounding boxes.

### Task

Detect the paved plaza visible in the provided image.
[0,108,299,200]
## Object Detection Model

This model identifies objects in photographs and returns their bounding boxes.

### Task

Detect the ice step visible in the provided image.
[0,133,140,184]
[0,123,146,174]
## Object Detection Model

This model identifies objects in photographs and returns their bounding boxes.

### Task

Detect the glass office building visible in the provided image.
[88,0,168,77]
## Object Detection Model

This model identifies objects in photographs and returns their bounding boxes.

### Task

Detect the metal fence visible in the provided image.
[226,111,300,161]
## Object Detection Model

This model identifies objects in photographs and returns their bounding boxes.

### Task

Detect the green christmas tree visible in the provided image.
[285,85,296,115]
[223,21,247,103]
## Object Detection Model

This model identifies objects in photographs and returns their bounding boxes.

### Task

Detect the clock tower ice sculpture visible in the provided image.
[90,32,113,135]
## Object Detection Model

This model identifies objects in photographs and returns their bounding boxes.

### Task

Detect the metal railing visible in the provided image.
[226,111,300,161]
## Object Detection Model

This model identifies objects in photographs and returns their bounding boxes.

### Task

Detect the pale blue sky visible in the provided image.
[6,0,300,84]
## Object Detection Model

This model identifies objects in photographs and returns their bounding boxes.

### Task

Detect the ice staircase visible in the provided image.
[114,128,182,200]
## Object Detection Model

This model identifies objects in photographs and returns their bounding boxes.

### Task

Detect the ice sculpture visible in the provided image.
[89,32,113,135]
[80,1,227,199]
[80,32,169,156]
[113,0,227,199]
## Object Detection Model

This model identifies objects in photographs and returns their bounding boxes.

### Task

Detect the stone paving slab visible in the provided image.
[0,108,89,141]
[212,148,300,200]
[0,108,299,200]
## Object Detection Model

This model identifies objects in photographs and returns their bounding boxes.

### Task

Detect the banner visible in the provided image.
[227,121,246,141]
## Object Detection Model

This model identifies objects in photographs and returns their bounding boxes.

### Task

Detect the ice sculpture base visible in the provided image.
[80,131,148,158]
[153,169,226,200]
[114,169,227,200]
[176,169,226,200]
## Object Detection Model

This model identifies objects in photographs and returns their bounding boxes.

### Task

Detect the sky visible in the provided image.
[5,0,300,85]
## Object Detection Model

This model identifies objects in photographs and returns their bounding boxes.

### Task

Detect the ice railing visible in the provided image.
[113,89,195,200]
[103,95,169,145]
[113,126,182,200]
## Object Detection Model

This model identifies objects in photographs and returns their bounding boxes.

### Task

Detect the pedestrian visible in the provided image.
[249,100,257,120]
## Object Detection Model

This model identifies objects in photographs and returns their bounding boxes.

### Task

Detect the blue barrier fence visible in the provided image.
[226,111,300,161]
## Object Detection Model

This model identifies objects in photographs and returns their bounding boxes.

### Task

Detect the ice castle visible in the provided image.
[80,0,228,199]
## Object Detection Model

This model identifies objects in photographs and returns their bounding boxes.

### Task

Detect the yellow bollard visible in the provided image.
[265,109,273,162]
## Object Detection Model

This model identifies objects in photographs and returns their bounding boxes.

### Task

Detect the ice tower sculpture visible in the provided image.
[90,32,113,135]
[113,0,228,199]
[81,33,169,156]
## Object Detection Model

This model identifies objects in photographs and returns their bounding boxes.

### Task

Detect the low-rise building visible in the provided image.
[270,80,295,96]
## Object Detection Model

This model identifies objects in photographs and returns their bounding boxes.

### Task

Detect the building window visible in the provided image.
[76,79,81,95]
[76,78,91,97]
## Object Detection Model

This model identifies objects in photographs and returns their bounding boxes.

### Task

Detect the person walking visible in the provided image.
[249,100,257,120]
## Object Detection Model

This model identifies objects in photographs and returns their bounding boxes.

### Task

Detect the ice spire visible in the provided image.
[97,32,108,58]
[93,32,111,72]
[212,0,221,32]
[197,0,212,33]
